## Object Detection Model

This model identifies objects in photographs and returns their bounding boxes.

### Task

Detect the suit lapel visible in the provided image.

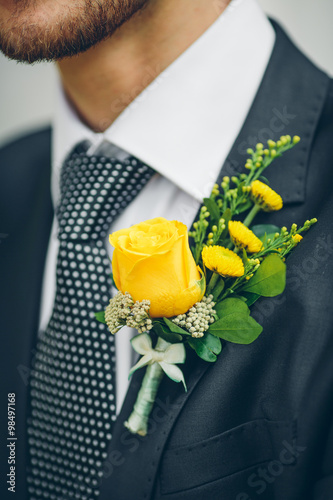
[218,20,329,204]
[100,21,330,500]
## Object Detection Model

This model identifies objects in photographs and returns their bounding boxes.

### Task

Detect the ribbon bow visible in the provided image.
[129,334,187,391]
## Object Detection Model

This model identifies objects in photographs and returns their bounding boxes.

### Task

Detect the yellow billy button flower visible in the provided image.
[109,218,205,318]
[228,220,263,253]
[202,246,244,277]
[250,180,283,212]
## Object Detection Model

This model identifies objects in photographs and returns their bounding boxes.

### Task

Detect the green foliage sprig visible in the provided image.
[189,135,302,266]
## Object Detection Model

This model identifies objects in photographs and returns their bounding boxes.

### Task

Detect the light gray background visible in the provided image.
[0,0,332,146]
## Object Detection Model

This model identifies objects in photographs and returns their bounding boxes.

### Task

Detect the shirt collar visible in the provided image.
[53,0,275,205]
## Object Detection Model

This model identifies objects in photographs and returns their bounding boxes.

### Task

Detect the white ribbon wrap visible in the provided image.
[124,335,187,435]
[129,334,187,390]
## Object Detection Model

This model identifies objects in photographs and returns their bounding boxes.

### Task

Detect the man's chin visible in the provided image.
[0,0,150,63]
[0,24,104,64]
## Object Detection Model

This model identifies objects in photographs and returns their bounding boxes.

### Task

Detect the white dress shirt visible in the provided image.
[39,0,275,413]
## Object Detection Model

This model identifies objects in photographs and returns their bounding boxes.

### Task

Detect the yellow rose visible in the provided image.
[109,217,205,318]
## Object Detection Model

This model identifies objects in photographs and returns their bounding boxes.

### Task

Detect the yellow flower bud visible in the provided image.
[292,234,303,244]
[202,246,244,278]
[228,221,263,253]
[250,180,283,212]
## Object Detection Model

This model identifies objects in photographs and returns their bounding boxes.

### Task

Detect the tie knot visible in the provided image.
[57,141,155,241]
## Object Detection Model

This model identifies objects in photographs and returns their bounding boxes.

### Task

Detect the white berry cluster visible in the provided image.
[105,292,153,335]
[126,300,153,334]
[172,295,216,338]
[105,291,134,334]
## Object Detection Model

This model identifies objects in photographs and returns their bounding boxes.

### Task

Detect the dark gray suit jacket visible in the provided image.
[0,21,333,500]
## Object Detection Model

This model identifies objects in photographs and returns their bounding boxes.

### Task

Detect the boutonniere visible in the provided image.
[95,135,316,436]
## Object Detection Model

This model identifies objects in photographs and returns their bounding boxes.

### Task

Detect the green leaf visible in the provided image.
[240,292,261,307]
[258,175,270,185]
[221,208,232,224]
[208,313,263,344]
[163,317,191,336]
[203,197,220,224]
[215,297,250,319]
[251,224,281,239]
[242,248,248,267]
[234,199,253,215]
[236,180,245,195]
[236,180,245,200]
[95,311,106,324]
[152,322,183,343]
[188,332,222,362]
[228,294,247,302]
[242,254,286,297]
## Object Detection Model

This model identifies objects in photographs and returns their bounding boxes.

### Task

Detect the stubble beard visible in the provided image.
[0,0,149,63]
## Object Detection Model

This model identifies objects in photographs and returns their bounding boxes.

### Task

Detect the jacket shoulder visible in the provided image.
[0,126,51,168]
[271,20,330,83]
[0,127,52,206]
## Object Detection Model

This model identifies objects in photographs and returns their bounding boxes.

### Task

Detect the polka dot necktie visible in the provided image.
[27,140,155,500]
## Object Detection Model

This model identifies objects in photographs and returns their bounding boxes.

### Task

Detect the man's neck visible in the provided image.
[57,0,231,132]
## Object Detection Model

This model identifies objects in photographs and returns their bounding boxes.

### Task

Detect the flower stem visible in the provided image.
[212,278,225,301]
[124,336,169,436]
[206,272,220,295]
[243,204,261,228]
[124,362,164,436]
